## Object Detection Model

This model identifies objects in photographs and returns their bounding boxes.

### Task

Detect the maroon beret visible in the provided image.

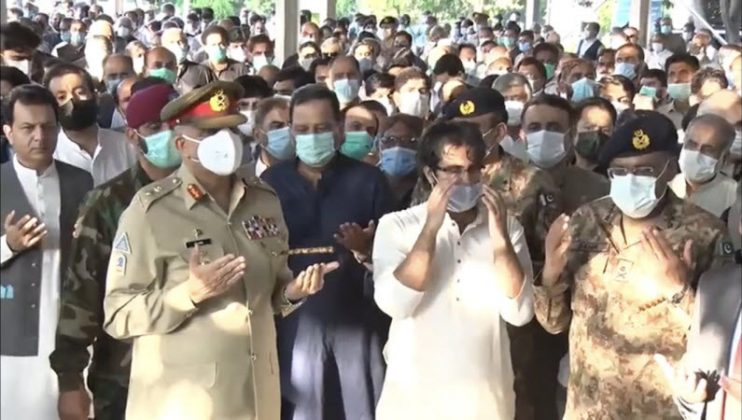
[126,84,179,129]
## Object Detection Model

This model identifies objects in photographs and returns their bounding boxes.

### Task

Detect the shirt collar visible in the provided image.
[13,155,57,180]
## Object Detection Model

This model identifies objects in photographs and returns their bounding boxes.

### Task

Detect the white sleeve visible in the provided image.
[497,216,535,327]
[372,213,425,319]
[0,235,16,266]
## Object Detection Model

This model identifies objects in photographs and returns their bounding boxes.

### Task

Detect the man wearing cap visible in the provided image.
[51,83,183,420]
[535,112,735,419]
[440,87,564,420]
[102,81,336,419]
[160,27,216,95]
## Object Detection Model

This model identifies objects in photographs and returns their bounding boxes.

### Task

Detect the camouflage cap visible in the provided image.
[160,80,246,130]
[598,111,679,167]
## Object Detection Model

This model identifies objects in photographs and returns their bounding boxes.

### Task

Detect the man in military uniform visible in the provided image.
[102,81,336,420]
[535,112,735,419]
[50,84,184,420]
[441,88,565,420]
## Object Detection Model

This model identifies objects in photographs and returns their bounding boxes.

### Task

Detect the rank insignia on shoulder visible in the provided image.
[114,254,127,274]
[113,232,131,254]
[187,184,206,201]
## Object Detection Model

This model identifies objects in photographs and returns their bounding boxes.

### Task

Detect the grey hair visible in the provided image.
[492,73,533,98]
[686,113,736,152]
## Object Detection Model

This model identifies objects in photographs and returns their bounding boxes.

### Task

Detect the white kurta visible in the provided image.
[372,203,534,420]
[0,158,62,420]
[54,127,137,186]
[669,172,739,217]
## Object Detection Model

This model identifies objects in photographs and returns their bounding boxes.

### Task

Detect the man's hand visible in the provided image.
[186,246,246,304]
[58,388,90,420]
[640,229,693,299]
[4,210,47,253]
[334,221,376,257]
[542,214,571,287]
[655,354,709,404]
[721,375,742,402]
[284,262,340,301]
[481,184,509,247]
[424,176,455,233]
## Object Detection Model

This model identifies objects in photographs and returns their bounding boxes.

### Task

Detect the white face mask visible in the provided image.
[5,58,30,74]
[504,100,524,126]
[610,170,666,219]
[133,56,145,74]
[612,100,630,115]
[117,27,131,38]
[447,182,482,213]
[651,42,665,53]
[679,148,719,183]
[228,47,246,63]
[238,110,256,136]
[500,135,529,162]
[374,96,395,116]
[398,91,430,118]
[526,130,567,168]
[183,129,244,176]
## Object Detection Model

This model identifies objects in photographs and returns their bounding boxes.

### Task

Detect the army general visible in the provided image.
[102,81,337,420]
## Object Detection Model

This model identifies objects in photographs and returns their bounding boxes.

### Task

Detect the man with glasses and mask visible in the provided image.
[670,114,738,218]
[103,81,336,419]
[439,88,563,420]
[261,84,395,420]
[536,112,735,420]
[372,120,533,420]
[51,83,182,420]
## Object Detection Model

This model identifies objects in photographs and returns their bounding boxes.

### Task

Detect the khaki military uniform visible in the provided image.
[534,193,735,419]
[103,165,296,420]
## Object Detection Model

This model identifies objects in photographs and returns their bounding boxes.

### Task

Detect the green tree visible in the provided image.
[247,0,274,15]
[189,0,240,18]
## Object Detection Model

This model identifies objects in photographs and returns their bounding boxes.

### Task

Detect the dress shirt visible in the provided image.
[0,157,61,419]
[255,155,268,177]
[578,38,598,58]
[657,99,686,131]
[54,127,137,186]
[647,50,674,70]
[372,203,534,420]
[669,172,739,217]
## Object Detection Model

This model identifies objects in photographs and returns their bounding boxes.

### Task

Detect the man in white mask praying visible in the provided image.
[670,114,738,217]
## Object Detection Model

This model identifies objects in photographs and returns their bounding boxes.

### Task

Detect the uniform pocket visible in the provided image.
[159,362,217,389]
[178,242,226,265]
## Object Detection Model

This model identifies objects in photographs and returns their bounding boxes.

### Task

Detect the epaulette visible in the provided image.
[136,176,182,211]
[241,175,277,196]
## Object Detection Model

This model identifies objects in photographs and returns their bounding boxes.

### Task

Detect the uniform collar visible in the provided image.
[601,188,683,240]
[177,164,247,211]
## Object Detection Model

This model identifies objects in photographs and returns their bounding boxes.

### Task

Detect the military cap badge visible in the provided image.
[209,90,230,112]
[459,100,476,116]
[632,129,650,150]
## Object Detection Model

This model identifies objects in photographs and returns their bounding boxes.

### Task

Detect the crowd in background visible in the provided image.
[0,1,741,420]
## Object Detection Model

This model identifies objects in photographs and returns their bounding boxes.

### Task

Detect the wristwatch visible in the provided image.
[668,282,690,305]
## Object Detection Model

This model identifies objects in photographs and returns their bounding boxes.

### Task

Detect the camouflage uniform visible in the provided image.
[486,153,565,420]
[50,163,152,420]
[549,164,610,215]
[534,193,736,420]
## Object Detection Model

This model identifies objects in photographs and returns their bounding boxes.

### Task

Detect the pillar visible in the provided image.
[1,4,6,24]
[525,0,541,27]
[276,0,299,65]
[629,0,651,47]
[324,0,336,21]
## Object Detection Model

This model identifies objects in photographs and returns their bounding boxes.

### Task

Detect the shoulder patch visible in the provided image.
[136,176,182,210]
[719,240,735,256]
[113,232,131,254]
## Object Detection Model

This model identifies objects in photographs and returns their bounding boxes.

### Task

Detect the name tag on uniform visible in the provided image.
[185,238,212,248]
[242,216,280,240]
[613,258,634,282]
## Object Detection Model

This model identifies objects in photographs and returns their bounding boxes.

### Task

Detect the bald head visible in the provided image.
[117,76,139,115]
[698,90,742,130]
[144,47,178,74]
[89,19,114,40]
[301,22,321,43]
[161,27,186,46]
[328,56,361,88]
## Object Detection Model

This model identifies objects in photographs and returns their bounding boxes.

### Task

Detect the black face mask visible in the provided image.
[575,130,609,163]
[59,98,99,131]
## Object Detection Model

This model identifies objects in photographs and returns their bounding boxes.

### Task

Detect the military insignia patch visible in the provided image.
[632,129,650,150]
[113,232,131,254]
[242,216,280,240]
[209,89,229,112]
[113,254,127,274]
[459,100,475,116]
[187,184,206,201]
[721,241,735,255]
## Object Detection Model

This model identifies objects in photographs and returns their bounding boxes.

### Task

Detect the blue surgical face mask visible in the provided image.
[447,182,482,213]
[379,147,417,177]
[70,32,83,46]
[614,62,636,79]
[60,31,71,43]
[518,41,532,52]
[295,131,336,167]
[105,78,122,96]
[264,127,295,160]
[571,77,597,103]
[661,25,672,35]
[667,82,692,101]
[333,78,360,105]
[138,129,182,168]
[358,57,374,73]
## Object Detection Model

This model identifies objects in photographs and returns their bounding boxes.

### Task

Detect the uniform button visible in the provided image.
[457,259,461,263]
[248,309,253,316]
[455,298,460,302]
[456,279,460,283]
[30,283,36,287]
[456,241,461,245]
[171,178,179,184]
[31,304,36,308]
[31,262,37,268]
[153,186,162,193]
[251,354,257,361]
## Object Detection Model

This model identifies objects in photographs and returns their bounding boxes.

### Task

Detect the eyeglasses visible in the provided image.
[435,164,484,177]
[378,135,418,148]
[607,163,667,178]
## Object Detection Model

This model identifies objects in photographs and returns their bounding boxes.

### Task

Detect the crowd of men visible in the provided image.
[0,2,741,420]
